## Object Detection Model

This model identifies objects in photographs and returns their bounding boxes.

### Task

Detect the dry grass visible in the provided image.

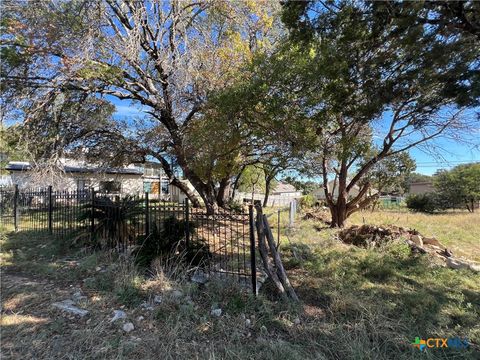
[1,208,479,359]
[348,210,480,262]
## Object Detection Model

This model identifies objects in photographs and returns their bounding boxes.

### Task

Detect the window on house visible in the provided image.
[161,179,169,194]
[143,181,152,193]
[99,181,121,194]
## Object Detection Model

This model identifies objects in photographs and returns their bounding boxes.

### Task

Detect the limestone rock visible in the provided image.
[446,258,470,270]
[72,291,87,303]
[422,237,442,247]
[410,234,423,247]
[469,263,480,272]
[140,301,154,311]
[123,322,135,333]
[111,310,127,322]
[191,271,209,285]
[210,308,222,317]
[52,300,89,317]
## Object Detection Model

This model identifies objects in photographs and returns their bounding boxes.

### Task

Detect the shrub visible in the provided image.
[405,193,438,213]
[299,194,316,209]
[77,195,143,248]
[226,199,244,213]
[133,215,209,269]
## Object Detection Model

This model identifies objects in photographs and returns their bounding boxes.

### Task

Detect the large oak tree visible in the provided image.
[1,0,280,213]
[244,0,480,226]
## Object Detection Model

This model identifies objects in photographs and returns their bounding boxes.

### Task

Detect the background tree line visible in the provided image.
[407,163,480,213]
[1,0,479,225]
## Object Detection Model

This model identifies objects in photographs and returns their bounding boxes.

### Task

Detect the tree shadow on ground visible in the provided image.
[2,228,479,359]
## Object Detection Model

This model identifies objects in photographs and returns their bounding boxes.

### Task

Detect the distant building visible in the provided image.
[312,180,379,202]
[3,159,171,198]
[235,182,302,207]
[409,181,435,195]
[313,180,360,200]
[169,179,200,203]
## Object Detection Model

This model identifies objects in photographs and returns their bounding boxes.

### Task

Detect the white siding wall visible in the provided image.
[235,191,302,207]
[8,171,143,194]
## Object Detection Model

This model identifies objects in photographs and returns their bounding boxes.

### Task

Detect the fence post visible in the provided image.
[185,198,190,250]
[48,185,53,234]
[90,188,95,243]
[145,192,150,237]
[248,204,257,296]
[289,200,295,227]
[13,184,19,232]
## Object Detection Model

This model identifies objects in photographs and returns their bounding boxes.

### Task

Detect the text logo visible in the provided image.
[412,337,469,351]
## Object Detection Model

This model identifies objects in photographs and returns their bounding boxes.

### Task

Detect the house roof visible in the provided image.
[272,182,298,193]
[5,162,143,175]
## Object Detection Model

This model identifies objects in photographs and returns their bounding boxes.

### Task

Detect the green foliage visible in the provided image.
[19,92,123,163]
[77,196,143,248]
[282,177,318,195]
[405,193,438,213]
[299,194,316,209]
[114,278,144,307]
[359,152,416,195]
[226,199,244,213]
[133,216,208,269]
[0,124,28,168]
[76,61,124,84]
[434,163,480,212]
[237,164,266,197]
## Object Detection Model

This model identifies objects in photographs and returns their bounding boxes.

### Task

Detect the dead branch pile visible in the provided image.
[338,224,480,272]
[255,204,298,302]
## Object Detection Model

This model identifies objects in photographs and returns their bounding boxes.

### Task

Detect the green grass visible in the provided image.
[1,208,479,359]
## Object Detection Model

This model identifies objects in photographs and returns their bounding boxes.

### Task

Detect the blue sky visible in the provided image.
[409,141,480,175]
[111,96,480,176]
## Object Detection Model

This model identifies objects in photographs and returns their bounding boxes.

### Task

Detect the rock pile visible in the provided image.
[338,224,479,273]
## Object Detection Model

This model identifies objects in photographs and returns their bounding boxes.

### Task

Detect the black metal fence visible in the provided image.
[0,185,257,293]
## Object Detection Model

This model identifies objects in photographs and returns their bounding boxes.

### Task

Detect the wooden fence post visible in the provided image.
[263,214,299,302]
[48,185,53,234]
[248,204,257,296]
[289,200,295,227]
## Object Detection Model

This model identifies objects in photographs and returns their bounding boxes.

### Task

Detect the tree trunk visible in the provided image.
[203,191,218,215]
[465,199,472,213]
[149,151,203,208]
[171,142,219,214]
[230,165,246,203]
[263,177,272,207]
[330,197,348,228]
[330,160,348,228]
[170,177,201,207]
[216,177,231,208]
